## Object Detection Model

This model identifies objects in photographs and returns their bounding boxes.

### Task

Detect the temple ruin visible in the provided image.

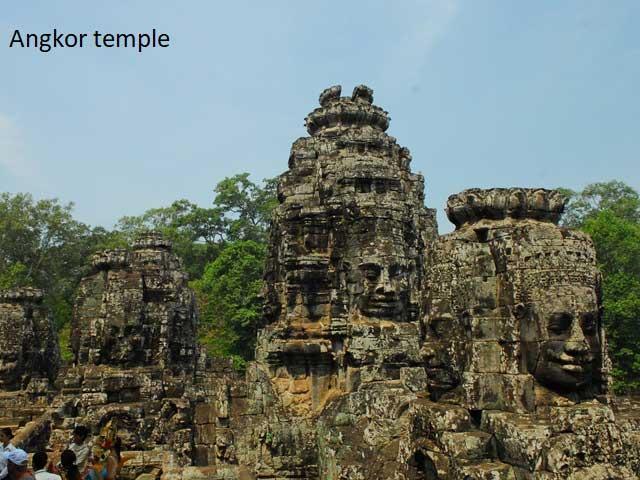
[1,85,639,479]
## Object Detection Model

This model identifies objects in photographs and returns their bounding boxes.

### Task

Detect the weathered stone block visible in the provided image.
[440,431,493,461]
[482,411,552,471]
[410,400,472,438]
[400,367,428,393]
[455,461,517,479]
[195,423,216,445]
[547,401,615,434]
[194,404,217,425]
[468,340,520,374]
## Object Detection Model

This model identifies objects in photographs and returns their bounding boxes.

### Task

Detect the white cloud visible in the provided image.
[0,113,37,181]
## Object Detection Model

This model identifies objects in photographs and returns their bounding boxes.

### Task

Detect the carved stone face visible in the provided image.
[521,286,602,391]
[0,308,26,388]
[421,311,470,400]
[355,256,411,320]
[0,352,19,387]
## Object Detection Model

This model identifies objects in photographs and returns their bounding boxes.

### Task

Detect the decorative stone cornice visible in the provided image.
[132,231,173,250]
[0,287,44,302]
[305,84,389,135]
[446,188,565,228]
[91,249,130,270]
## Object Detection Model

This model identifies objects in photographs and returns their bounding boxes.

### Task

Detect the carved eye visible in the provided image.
[389,264,406,278]
[429,315,454,338]
[548,312,572,335]
[430,318,446,338]
[581,312,597,334]
[360,263,381,281]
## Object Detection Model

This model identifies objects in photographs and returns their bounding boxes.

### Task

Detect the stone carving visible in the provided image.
[422,188,609,411]
[0,287,60,391]
[257,84,436,417]
[445,187,565,228]
[72,231,197,371]
[410,188,634,478]
[0,233,208,479]
[1,87,639,480]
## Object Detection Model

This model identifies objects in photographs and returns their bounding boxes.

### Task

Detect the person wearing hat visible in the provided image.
[0,428,16,480]
[2,449,34,480]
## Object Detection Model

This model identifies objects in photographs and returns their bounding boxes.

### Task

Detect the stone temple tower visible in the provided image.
[257,85,437,415]
[0,287,59,391]
[72,231,198,372]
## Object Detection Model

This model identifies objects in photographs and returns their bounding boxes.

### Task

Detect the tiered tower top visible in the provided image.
[304,85,390,135]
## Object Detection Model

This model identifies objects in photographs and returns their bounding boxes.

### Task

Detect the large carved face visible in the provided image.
[0,308,27,388]
[355,255,412,320]
[421,310,470,400]
[0,351,20,387]
[521,286,602,392]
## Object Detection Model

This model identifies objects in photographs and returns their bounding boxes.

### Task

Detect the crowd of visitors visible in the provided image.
[0,423,123,480]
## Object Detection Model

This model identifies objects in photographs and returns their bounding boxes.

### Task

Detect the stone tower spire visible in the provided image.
[257,85,437,415]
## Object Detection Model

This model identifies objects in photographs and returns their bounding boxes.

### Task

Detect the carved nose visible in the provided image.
[564,321,589,355]
[421,346,440,365]
[375,271,395,294]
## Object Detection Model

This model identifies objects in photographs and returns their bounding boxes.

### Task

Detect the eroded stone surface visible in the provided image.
[72,231,197,371]
[257,84,436,420]
[415,188,636,478]
[1,87,639,480]
[0,287,59,391]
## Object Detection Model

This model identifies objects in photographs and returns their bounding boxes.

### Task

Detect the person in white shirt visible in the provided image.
[67,426,90,473]
[0,428,16,480]
[32,452,60,480]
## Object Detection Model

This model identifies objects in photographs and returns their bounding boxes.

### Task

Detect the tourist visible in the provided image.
[2,449,34,480]
[82,448,101,480]
[58,451,81,480]
[67,427,90,472]
[0,428,16,480]
[100,438,120,480]
[83,446,103,480]
[89,420,121,480]
[83,436,121,480]
[32,452,60,480]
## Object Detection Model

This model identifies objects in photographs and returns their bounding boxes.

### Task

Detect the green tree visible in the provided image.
[214,173,278,242]
[0,173,278,365]
[0,262,30,289]
[194,240,267,364]
[561,182,640,393]
[116,199,224,279]
[115,174,278,364]
[0,193,104,330]
[114,174,277,279]
[559,180,640,228]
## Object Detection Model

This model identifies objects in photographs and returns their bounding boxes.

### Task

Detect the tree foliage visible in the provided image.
[213,173,278,242]
[116,199,225,279]
[115,174,277,278]
[561,181,640,393]
[193,240,267,364]
[559,180,640,228]
[0,173,278,366]
[0,193,112,329]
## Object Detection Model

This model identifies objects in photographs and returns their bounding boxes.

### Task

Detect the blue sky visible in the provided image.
[1,1,638,233]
